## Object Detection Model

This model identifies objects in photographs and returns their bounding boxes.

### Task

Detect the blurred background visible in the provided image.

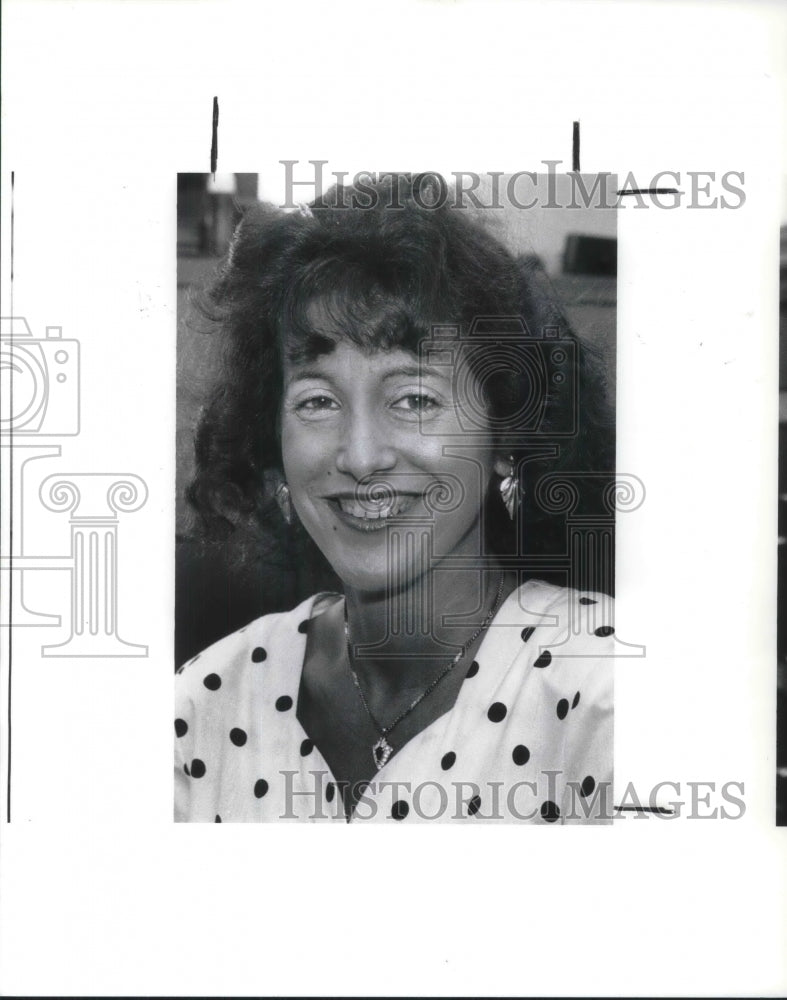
[175,172,618,665]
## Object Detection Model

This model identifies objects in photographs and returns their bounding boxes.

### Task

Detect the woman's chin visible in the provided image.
[301,496,487,596]
[328,557,432,598]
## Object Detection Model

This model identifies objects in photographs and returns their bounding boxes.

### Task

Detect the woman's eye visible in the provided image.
[391,393,441,415]
[294,394,339,416]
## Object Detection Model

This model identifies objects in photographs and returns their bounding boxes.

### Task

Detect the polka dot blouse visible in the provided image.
[175,580,614,823]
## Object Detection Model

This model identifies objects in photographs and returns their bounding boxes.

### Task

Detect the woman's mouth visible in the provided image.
[328,493,420,530]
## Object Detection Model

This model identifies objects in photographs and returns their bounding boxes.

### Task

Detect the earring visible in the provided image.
[275,481,294,525]
[499,457,521,522]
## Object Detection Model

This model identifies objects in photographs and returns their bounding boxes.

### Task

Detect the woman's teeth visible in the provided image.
[336,496,410,519]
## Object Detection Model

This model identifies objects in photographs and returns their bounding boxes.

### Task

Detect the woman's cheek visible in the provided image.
[281,418,322,474]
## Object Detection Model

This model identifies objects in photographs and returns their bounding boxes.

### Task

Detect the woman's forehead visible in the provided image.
[283,338,429,380]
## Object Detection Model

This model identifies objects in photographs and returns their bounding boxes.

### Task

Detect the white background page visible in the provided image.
[1,0,785,995]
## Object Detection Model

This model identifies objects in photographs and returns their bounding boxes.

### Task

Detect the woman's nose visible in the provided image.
[334,413,397,480]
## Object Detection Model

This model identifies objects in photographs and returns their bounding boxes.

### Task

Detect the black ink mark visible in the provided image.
[210,97,219,177]
[616,188,680,196]
[572,121,580,172]
[613,805,676,815]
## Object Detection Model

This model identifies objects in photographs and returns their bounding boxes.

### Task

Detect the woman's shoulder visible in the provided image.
[496,579,615,709]
[504,578,613,621]
[176,591,339,687]
[498,578,615,668]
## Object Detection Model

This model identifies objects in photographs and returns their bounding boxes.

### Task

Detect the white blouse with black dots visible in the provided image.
[175,580,615,823]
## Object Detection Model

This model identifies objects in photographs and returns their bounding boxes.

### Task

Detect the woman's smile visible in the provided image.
[325,489,422,528]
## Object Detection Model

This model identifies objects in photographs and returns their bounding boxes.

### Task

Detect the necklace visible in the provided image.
[344,573,507,771]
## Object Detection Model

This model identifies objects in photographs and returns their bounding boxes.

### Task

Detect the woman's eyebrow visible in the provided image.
[285,369,335,387]
[286,364,448,387]
[381,364,448,381]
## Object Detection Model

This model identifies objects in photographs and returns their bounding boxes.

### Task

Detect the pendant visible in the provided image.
[373,735,394,770]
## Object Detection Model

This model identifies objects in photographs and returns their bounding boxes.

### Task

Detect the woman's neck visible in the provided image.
[343,564,512,690]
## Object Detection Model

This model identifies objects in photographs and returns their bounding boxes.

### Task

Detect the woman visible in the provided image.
[175,174,615,823]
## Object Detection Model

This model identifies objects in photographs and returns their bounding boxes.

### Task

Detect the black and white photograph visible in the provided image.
[1,0,785,995]
[176,170,619,823]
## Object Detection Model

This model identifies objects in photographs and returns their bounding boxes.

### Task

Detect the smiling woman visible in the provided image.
[281,339,501,591]
[175,174,616,823]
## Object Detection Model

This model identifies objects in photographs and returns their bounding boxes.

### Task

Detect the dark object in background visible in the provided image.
[563,234,617,277]
[177,173,259,258]
[175,530,341,667]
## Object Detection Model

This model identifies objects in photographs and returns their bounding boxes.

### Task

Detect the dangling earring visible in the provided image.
[499,457,521,522]
[275,481,294,525]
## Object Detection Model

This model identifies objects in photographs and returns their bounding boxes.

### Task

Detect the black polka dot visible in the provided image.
[487,702,507,723]
[534,650,552,668]
[275,695,293,712]
[326,782,335,803]
[468,794,482,817]
[251,647,267,663]
[521,627,536,643]
[579,597,597,605]
[512,744,530,766]
[297,620,309,634]
[254,778,269,799]
[183,762,190,776]
[441,751,456,771]
[595,625,615,637]
[465,660,479,678]
[571,691,581,709]
[203,673,221,691]
[190,759,206,779]
[215,814,222,823]
[580,775,596,798]
[556,698,569,720]
[300,738,314,756]
[230,727,247,747]
[391,800,409,820]
[174,718,188,738]
[541,800,560,822]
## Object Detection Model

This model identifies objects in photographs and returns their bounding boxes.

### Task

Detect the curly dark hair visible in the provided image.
[186,174,614,590]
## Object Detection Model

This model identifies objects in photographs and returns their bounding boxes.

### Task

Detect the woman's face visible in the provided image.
[281,334,507,593]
